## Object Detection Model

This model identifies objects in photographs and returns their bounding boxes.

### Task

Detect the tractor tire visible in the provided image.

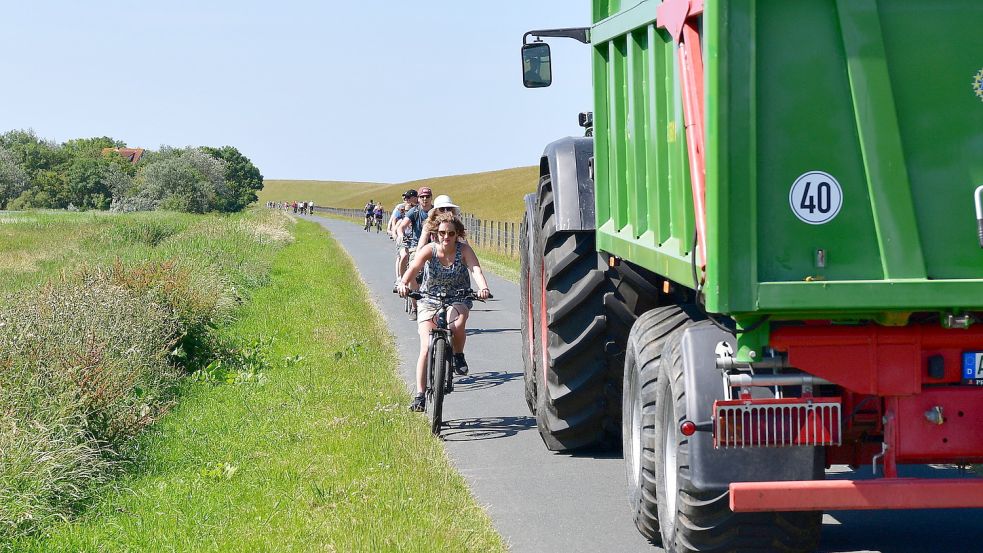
[652,315,822,553]
[603,261,663,441]
[622,305,696,543]
[532,175,617,451]
[519,211,538,415]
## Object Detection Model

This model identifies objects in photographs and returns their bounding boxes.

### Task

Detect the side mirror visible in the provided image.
[521,42,552,88]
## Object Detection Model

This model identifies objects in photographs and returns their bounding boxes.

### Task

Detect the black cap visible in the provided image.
[403,189,418,198]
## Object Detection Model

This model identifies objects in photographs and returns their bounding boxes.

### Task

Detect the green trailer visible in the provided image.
[518,1,983,551]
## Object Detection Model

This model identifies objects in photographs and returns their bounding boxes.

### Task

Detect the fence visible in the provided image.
[308,206,521,258]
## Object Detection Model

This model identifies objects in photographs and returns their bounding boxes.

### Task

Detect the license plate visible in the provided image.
[961,352,983,385]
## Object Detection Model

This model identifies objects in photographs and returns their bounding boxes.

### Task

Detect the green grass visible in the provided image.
[474,248,519,283]
[0,210,295,540]
[0,210,291,296]
[261,165,539,223]
[10,220,506,552]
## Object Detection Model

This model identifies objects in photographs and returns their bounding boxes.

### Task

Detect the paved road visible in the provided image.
[305,214,983,553]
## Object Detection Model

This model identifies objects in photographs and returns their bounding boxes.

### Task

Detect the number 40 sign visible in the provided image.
[789,171,843,225]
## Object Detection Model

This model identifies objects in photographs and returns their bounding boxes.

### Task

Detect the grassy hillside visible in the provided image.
[260,165,538,223]
[256,179,388,209]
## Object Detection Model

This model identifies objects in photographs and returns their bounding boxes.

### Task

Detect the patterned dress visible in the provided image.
[420,242,473,311]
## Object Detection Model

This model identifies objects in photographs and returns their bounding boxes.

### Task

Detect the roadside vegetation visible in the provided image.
[260,165,538,223]
[9,219,506,552]
[0,209,292,541]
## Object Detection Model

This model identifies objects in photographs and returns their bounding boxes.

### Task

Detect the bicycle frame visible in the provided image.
[427,302,457,391]
[397,288,490,435]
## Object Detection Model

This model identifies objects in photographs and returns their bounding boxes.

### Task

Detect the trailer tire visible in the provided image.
[605,261,663,440]
[623,305,696,543]
[519,211,538,415]
[653,318,822,553]
[533,175,616,451]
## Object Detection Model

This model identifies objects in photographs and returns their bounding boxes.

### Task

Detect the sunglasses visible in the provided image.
[437,207,453,212]
[437,230,457,237]
[419,195,432,199]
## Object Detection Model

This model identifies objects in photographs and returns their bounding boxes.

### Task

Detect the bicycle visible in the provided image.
[399,288,491,435]
[374,215,384,232]
[363,214,373,231]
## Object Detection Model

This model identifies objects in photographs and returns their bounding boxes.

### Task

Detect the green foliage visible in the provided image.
[0,129,67,177]
[61,136,124,159]
[202,146,265,212]
[0,129,263,214]
[0,146,28,208]
[193,336,275,385]
[8,169,68,209]
[64,157,114,209]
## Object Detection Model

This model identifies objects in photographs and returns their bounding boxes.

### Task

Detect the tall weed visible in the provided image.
[0,279,179,535]
[0,209,294,539]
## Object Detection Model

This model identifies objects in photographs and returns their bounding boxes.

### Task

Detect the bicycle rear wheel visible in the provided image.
[427,336,448,435]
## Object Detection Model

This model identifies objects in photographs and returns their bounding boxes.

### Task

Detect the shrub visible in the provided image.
[0,278,181,537]
[131,149,229,213]
[0,210,293,539]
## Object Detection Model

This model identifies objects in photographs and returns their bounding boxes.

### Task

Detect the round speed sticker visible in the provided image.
[789,171,843,225]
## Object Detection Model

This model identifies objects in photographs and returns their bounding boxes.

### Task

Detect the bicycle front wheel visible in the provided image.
[427,336,448,435]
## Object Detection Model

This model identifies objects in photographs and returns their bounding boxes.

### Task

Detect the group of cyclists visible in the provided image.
[273,188,493,414]
[362,200,386,231]
[379,187,492,413]
[269,200,315,214]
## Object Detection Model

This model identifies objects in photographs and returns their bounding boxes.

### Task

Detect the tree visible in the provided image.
[64,156,114,209]
[0,129,67,177]
[8,169,68,209]
[0,147,28,209]
[62,136,125,160]
[131,148,228,213]
[201,146,264,212]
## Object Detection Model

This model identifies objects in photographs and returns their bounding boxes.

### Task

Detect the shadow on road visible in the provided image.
[816,464,983,553]
[441,415,536,441]
[466,327,519,336]
[454,370,522,391]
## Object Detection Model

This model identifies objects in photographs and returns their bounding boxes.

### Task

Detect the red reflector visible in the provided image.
[680,421,697,436]
[713,398,842,448]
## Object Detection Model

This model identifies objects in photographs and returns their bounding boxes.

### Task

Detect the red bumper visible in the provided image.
[730,478,983,512]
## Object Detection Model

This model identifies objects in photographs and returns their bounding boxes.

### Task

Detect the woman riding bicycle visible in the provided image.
[396,212,491,412]
[418,194,468,248]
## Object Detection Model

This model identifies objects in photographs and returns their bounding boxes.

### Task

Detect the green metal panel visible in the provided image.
[593,2,694,289]
[592,0,983,318]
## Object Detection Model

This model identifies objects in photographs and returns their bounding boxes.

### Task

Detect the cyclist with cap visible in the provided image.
[396,187,433,320]
[393,189,419,288]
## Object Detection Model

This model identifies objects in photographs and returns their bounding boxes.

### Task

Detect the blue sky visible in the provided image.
[0,1,593,182]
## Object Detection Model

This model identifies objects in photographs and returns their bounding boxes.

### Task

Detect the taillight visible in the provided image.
[713,398,842,448]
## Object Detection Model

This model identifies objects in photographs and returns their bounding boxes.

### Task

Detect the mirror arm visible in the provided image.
[523,27,590,45]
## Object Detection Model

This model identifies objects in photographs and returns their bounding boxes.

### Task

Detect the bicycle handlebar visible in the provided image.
[393,289,493,302]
